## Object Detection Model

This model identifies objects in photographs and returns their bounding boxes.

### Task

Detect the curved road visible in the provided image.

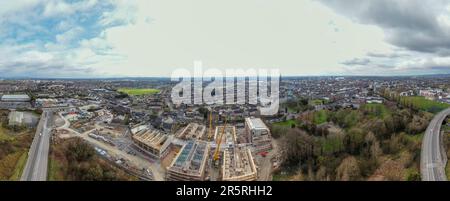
[421,107,450,181]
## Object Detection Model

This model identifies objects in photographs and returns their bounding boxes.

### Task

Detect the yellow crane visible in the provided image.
[208,110,213,140]
[213,116,228,161]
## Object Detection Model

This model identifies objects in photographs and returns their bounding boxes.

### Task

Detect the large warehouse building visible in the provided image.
[1,94,31,102]
[245,117,272,153]
[0,94,32,109]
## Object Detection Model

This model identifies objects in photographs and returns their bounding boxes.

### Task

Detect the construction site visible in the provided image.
[214,125,237,149]
[206,111,264,181]
[126,109,274,181]
[175,123,206,140]
[166,140,210,181]
[222,147,258,181]
[131,126,172,159]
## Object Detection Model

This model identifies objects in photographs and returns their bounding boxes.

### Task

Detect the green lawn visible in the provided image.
[309,99,324,106]
[118,88,161,96]
[273,120,297,128]
[400,96,449,113]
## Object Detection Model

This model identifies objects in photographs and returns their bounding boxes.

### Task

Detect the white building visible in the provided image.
[244,117,272,153]
[1,94,31,102]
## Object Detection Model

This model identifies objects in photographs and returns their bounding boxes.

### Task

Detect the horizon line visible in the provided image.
[1,73,450,80]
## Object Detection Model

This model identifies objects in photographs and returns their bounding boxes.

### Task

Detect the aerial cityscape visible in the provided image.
[0,76,448,181]
[0,0,450,184]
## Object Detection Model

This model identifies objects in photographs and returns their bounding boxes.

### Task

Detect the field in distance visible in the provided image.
[118,88,160,96]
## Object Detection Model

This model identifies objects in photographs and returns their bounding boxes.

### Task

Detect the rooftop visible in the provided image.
[245,117,269,130]
[169,140,209,175]
[1,94,31,101]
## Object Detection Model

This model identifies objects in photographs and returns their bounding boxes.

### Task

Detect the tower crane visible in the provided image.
[213,116,228,162]
[208,109,214,140]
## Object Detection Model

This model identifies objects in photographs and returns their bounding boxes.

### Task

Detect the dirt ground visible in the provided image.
[256,139,280,181]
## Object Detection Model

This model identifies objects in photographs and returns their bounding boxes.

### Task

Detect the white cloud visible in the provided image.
[56,27,84,44]
[86,0,393,76]
[1,0,449,77]
[42,0,99,18]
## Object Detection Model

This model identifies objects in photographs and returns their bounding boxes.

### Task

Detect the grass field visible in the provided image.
[400,96,449,113]
[0,119,33,181]
[118,88,160,96]
[273,120,297,128]
[309,99,324,106]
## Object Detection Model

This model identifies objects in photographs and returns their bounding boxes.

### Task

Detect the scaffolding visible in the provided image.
[222,147,258,181]
[132,128,171,158]
[176,123,206,140]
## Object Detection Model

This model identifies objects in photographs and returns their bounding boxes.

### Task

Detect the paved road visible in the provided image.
[421,108,450,181]
[21,110,53,181]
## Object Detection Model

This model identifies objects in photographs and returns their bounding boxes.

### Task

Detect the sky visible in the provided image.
[1,0,450,78]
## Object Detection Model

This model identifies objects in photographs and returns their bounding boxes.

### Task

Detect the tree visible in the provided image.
[370,119,388,139]
[271,125,288,139]
[65,139,95,162]
[336,156,361,181]
[345,128,365,154]
[362,132,381,160]
[281,129,315,167]
[373,160,405,181]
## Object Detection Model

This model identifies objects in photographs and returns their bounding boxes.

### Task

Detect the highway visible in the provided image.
[421,107,450,181]
[21,110,53,181]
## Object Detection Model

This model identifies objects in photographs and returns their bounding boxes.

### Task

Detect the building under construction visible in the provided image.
[166,140,210,181]
[131,126,172,159]
[245,117,272,153]
[175,123,206,140]
[222,147,258,181]
[214,125,237,149]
